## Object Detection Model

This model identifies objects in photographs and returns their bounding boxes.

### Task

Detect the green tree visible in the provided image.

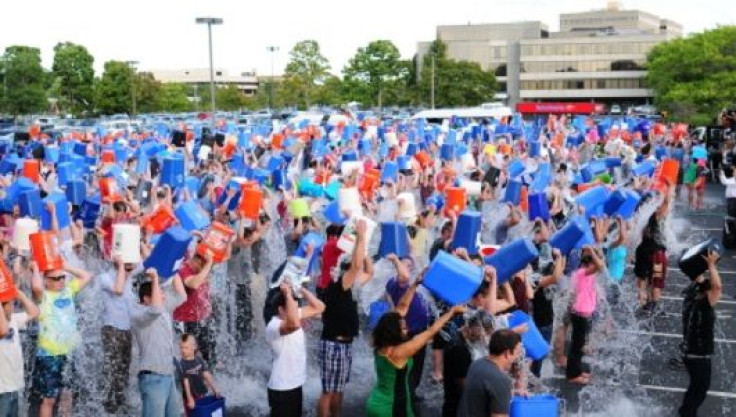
[283,40,330,109]
[647,26,736,124]
[343,40,405,108]
[313,75,345,107]
[95,60,134,115]
[157,83,192,112]
[216,84,246,111]
[51,42,95,115]
[418,40,497,108]
[1,46,47,115]
[134,72,162,114]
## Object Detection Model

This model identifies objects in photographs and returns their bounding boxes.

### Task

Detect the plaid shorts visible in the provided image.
[319,339,353,393]
[32,355,68,399]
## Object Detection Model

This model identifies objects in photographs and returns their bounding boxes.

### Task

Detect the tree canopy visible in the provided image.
[95,60,134,115]
[1,46,47,115]
[52,42,95,115]
[283,40,330,109]
[343,40,406,108]
[647,26,736,125]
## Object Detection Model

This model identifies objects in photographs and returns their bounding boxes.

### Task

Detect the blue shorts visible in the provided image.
[319,340,353,393]
[33,355,68,399]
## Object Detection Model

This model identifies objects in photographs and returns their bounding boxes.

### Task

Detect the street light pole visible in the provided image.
[126,60,139,117]
[196,17,223,128]
[430,54,436,110]
[266,46,279,110]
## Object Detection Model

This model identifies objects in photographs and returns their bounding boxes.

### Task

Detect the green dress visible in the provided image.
[366,353,414,417]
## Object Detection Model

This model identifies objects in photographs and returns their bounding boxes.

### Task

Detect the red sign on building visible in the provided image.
[516,102,600,114]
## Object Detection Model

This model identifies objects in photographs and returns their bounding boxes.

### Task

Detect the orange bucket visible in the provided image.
[142,204,177,234]
[271,133,285,149]
[499,144,511,156]
[30,232,64,272]
[23,159,41,184]
[239,187,263,220]
[0,259,17,302]
[223,137,237,159]
[101,150,116,164]
[519,186,528,212]
[99,177,121,203]
[196,222,235,263]
[654,158,680,188]
[444,187,467,216]
[414,151,431,169]
[359,169,381,199]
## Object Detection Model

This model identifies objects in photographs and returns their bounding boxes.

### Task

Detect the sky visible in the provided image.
[2,0,734,77]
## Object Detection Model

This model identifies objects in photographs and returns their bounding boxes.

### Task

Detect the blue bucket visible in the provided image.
[143,226,192,280]
[549,220,585,256]
[368,300,391,329]
[484,238,539,284]
[503,181,523,205]
[452,211,482,255]
[604,189,640,220]
[378,222,410,258]
[423,251,483,305]
[397,155,412,171]
[605,157,622,168]
[19,189,43,218]
[381,161,399,183]
[267,155,284,171]
[508,159,525,178]
[342,151,358,162]
[426,194,444,212]
[632,161,656,177]
[65,180,86,206]
[323,200,347,225]
[575,186,609,218]
[77,194,101,228]
[298,179,323,198]
[440,143,455,161]
[295,232,325,274]
[160,154,185,188]
[191,395,226,417]
[508,310,551,360]
[405,143,418,157]
[509,394,559,417]
[41,193,71,230]
[175,201,211,232]
[528,193,550,221]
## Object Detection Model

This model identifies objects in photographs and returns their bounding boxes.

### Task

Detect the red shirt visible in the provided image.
[173,262,212,322]
[318,237,343,290]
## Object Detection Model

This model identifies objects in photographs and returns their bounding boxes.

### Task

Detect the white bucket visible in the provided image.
[198,145,212,161]
[461,153,476,172]
[385,132,398,147]
[461,178,482,197]
[112,224,142,263]
[396,192,417,222]
[12,218,39,252]
[338,187,363,217]
[337,214,377,255]
[340,161,364,176]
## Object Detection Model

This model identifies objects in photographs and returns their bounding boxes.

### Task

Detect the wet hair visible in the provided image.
[441,222,454,235]
[488,329,521,356]
[113,201,127,213]
[372,312,407,351]
[263,287,287,324]
[406,225,418,239]
[180,333,197,344]
[138,281,153,303]
[326,224,345,238]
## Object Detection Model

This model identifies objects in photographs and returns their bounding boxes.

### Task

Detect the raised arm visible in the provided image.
[705,250,722,306]
[279,283,301,335]
[342,219,367,290]
[64,263,93,290]
[300,287,326,320]
[391,305,466,361]
[395,270,425,318]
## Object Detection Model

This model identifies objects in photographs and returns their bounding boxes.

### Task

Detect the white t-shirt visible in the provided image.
[265,309,306,391]
[0,312,29,393]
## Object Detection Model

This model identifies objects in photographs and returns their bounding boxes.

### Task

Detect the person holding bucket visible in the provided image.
[30,261,93,417]
[1,286,39,417]
[366,269,466,417]
[678,250,722,417]
[98,255,138,413]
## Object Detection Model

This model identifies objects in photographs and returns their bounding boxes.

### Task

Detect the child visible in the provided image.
[566,246,605,385]
[177,333,220,413]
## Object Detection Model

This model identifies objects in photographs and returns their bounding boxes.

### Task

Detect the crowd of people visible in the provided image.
[0,112,731,417]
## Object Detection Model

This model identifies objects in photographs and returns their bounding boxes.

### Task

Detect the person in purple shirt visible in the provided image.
[384,254,431,414]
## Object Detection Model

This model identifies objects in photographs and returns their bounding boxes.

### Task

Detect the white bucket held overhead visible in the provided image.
[340,161,364,176]
[337,214,377,255]
[460,178,482,197]
[13,218,39,252]
[112,224,142,263]
[396,192,417,222]
[338,187,363,217]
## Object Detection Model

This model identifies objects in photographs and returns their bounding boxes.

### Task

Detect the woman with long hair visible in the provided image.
[366,272,465,417]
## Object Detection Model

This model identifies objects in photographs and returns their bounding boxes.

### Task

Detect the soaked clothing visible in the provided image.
[37,279,82,357]
[681,284,715,356]
[366,354,414,417]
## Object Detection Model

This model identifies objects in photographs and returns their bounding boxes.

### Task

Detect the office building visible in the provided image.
[417,1,682,110]
[149,68,259,97]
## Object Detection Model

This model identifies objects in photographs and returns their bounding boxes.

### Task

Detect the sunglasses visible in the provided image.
[46,275,67,282]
